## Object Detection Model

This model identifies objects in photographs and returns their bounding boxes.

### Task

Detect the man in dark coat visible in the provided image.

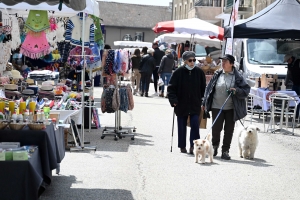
[139,48,156,97]
[167,51,206,154]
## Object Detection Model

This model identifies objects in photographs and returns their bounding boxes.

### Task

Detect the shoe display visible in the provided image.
[213,145,218,157]
[180,148,187,153]
[221,151,231,160]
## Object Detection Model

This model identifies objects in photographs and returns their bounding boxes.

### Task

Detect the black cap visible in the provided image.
[219,54,235,64]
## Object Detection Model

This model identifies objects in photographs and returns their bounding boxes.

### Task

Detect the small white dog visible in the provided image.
[238,125,259,159]
[193,133,214,164]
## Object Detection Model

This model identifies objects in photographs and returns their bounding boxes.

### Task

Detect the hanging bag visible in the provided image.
[158,77,164,87]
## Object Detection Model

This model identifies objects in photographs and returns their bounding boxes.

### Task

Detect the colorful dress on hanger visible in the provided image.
[20,31,51,59]
[11,16,21,50]
[89,15,104,46]
[65,12,95,47]
[68,46,94,68]
[25,10,50,33]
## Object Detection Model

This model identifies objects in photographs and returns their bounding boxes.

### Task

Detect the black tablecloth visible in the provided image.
[0,149,44,200]
[54,126,65,163]
[0,124,63,185]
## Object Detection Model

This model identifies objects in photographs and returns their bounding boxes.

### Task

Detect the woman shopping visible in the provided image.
[131,49,142,95]
[158,49,175,98]
[167,51,206,154]
[202,54,250,160]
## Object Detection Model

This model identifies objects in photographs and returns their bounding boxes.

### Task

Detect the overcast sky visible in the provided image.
[99,0,172,6]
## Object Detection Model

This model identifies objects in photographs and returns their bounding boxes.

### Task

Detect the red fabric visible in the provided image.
[152,21,175,33]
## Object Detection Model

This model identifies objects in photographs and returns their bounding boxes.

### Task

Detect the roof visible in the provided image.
[99,1,172,28]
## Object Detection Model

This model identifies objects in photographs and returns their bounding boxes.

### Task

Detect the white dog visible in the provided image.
[238,125,259,159]
[193,133,214,164]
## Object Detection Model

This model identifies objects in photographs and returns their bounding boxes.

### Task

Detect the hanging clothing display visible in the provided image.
[68,46,94,68]
[88,43,101,69]
[113,49,122,73]
[57,41,72,62]
[0,41,12,74]
[65,12,95,47]
[25,10,50,33]
[104,50,115,76]
[126,84,134,110]
[56,21,66,42]
[89,14,104,46]
[104,87,115,113]
[20,31,51,59]
[119,87,129,113]
[11,16,21,50]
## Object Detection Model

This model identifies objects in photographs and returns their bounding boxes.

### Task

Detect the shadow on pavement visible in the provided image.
[214,157,273,167]
[40,175,134,200]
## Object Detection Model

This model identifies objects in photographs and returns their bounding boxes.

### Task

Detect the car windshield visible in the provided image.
[195,44,207,57]
[247,39,285,65]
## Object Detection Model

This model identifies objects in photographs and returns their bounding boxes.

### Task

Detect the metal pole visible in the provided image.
[81,12,86,148]
[89,67,92,132]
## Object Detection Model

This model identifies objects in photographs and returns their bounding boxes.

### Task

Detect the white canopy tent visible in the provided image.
[0,0,99,16]
[0,0,86,11]
[154,33,222,48]
[114,41,152,48]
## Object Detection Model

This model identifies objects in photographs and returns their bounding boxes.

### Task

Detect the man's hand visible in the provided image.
[173,104,177,107]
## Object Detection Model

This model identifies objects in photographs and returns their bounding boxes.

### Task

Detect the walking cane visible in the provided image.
[170,108,175,152]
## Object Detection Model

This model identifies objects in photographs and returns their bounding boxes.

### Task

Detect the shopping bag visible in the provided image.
[158,77,164,87]
[187,111,207,129]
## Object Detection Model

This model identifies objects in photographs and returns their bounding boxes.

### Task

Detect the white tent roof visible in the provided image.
[0,0,99,16]
[114,41,152,48]
[0,0,85,11]
[154,33,222,48]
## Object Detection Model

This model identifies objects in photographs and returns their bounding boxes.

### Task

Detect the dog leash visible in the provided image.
[204,92,233,139]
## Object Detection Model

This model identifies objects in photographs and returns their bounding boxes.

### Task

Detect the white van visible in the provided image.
[234,39,288,79]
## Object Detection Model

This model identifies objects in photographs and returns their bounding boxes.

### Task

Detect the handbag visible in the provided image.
[187,111,207,129]
[158,77,164,87]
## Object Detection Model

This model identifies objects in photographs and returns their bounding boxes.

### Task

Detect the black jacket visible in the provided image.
[131,55,142,70]
[153,48,165,66]
[167,66,206,117]
[139,54,156,74]
[158,53,175,74]
[286,58,300,85]
[202,67,250,122]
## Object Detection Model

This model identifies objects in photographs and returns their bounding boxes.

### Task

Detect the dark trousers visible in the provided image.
[177,114,200,148]
[153,67,159,92]
[212,109,235,153]
[292,85,300,118]
[140,72,152,93]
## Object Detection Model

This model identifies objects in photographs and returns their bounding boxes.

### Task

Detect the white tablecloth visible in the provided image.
[50,109,82,124]
[250,88,299,111]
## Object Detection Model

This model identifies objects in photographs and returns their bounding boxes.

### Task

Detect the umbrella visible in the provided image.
[114,41,153,48]
[155,33,222,48]
[152,18,224,41]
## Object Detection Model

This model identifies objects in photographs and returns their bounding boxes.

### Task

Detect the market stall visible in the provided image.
[0,0,101,198]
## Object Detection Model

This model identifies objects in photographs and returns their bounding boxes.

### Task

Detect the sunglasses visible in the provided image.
[188,59,196,63]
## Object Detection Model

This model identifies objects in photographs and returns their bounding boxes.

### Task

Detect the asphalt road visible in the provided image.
[41,84,300,200]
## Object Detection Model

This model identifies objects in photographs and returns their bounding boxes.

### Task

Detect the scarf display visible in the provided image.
[25,10,50,33]
[20,31,51,59]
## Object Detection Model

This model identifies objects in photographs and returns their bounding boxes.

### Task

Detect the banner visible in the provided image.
[225,0,240,55]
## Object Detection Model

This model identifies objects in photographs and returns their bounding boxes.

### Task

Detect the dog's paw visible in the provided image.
[200,161,205,164]
[249,157,254,160]
[240,155,243,158]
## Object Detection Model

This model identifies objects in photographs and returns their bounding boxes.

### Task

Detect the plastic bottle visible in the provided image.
[11,112,18,122]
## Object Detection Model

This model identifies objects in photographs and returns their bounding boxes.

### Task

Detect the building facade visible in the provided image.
[99,1,171,49]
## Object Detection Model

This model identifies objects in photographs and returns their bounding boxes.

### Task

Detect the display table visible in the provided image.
[250,87,300,111]
[50,109,82,124]
[0,123,65,199]
[0,149,44,200]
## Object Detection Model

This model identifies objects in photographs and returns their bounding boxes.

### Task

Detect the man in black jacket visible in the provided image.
[284,54,300,95]
[153,43,165,95]
[167,51,206,154]
[139,48,156,97]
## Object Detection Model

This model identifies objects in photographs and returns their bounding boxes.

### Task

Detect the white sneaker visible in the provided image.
[153,92,158,96]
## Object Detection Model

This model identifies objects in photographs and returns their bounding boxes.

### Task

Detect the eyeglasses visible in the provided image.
[188,59,196,63]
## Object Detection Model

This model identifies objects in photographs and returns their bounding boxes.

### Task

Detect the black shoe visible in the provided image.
[213,146,218,157]
[180,148,187,153]
[145,93,148,97]
[221,151,231,160]
[141,92,144,97]
[189,147,194,154]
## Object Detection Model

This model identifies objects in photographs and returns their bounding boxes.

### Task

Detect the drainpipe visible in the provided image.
[171,0,174,20]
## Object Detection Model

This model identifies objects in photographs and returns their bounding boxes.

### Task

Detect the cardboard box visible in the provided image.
[13,151,28,161]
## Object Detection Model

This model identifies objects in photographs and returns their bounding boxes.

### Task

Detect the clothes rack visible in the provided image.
[101,75,136,141]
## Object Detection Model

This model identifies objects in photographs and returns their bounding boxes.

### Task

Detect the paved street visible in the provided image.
[41,84,300,200]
